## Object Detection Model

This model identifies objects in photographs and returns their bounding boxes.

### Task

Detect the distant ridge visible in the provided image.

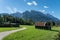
[0,10,60,23]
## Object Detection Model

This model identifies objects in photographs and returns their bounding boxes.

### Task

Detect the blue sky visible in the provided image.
[0,0,60,19]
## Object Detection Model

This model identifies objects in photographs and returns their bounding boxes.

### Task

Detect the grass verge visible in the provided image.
[0,25,21,32]
[3,25,60,40]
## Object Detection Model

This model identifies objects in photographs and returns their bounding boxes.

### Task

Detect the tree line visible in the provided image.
[0,15,34,25]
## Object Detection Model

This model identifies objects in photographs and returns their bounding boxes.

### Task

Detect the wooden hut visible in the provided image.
[35,22,51,30]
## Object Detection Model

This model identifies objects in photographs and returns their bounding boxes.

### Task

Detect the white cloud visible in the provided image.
[27,1,37,6]
[13,8,18,13]
[43,6,48,8]
[27,2,32,6]
[6,6,14,13]
[32,1,37,6]
[52,11,54,13]
[39,10,45,13]
[6,6,22,13]
[13,8,22,13]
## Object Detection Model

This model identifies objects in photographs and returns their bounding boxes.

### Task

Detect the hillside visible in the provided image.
[10,12,22,18]
[22,10,60,23]
[0,10,60,23]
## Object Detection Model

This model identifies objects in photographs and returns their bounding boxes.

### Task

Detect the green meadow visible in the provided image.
[0,27,19,32]
[3,25,60,40]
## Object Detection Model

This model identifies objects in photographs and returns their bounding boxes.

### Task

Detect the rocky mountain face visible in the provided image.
[0,10,60,23]
[22,10,60,23]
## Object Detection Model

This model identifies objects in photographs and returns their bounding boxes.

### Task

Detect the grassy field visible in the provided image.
[3,25,60,40]
[0,27,19,32]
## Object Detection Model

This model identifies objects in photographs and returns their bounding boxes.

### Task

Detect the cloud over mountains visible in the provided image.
[27,1,37,6]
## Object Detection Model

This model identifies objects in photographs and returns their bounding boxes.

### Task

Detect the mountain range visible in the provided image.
[22,10,60,22]
[0,10,60,23]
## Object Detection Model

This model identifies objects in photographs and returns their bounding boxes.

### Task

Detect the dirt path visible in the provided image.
[0,27,26,40]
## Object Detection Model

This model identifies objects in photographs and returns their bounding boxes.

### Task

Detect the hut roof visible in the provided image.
[35,22,46,26]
